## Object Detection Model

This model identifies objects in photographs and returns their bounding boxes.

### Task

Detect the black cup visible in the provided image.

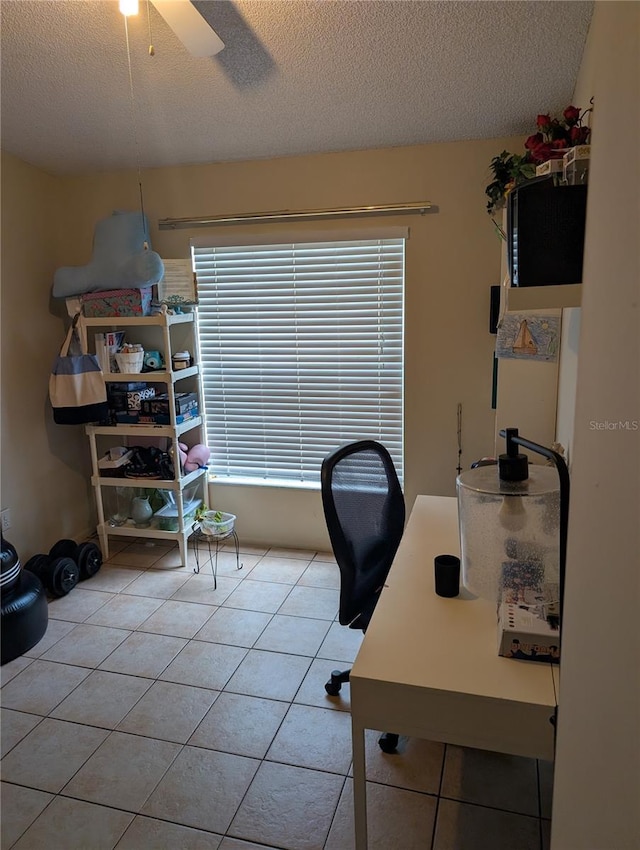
[434,554,460,598]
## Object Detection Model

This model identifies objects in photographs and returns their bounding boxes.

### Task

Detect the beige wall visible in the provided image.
[551,4,640,848]
[52,137,523,546]
[554,307,581,467]
[1,152,94,558]
[2,135,531,550]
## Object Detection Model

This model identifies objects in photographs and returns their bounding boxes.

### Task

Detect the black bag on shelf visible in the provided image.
[125,446,174,480]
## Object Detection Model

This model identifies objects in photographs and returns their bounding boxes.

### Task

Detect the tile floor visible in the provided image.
[1,538,554,849]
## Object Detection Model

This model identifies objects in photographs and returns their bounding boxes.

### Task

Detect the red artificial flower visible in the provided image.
[570,125,590,144]
[525,133,544,150]
[563,105,580,125]
[485,103,593,217]
[530,142,554,163]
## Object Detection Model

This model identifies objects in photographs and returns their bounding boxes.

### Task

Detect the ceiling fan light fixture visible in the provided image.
[151,0,224,57]
[119,0,139,17]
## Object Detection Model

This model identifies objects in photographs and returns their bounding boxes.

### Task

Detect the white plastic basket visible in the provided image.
[200,510,236,538]
[115,351,144,374]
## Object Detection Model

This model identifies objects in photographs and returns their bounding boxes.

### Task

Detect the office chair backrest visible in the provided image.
[321,440,405,629]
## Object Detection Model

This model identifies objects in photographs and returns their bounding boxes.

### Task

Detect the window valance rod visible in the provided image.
[158,202,433,230]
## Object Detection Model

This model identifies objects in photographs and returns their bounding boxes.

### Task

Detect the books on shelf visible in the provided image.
[95,333,110,374]
[95,332,125,374]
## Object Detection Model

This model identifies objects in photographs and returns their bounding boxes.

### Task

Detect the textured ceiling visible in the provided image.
[0,0,593,176]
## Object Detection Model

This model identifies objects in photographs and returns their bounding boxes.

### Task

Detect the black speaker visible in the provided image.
[489,285,500,334]
[508,176,587,287]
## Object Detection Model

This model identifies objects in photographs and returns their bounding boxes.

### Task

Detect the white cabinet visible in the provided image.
[80,311,206,566]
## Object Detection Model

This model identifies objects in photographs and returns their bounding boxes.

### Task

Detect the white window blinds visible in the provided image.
[192,237,404,486]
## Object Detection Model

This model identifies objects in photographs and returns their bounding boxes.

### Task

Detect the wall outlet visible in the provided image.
[1,509,11,532]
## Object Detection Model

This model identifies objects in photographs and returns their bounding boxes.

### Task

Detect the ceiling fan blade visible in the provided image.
[150,0,224,57]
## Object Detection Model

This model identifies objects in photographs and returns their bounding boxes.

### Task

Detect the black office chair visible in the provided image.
[321,439,406,753]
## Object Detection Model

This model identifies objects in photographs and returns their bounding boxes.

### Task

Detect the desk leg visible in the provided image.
[351,717,368,850]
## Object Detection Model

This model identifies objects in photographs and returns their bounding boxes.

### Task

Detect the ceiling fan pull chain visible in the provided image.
[123,15,148,241]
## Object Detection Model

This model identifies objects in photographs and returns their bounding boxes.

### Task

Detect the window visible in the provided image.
[193,235,404,486]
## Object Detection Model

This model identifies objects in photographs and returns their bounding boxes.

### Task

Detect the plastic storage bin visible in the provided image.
[154,498,202,531]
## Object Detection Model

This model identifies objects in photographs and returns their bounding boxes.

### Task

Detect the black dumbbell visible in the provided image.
[24,553,80,598]
[48,539,103,581]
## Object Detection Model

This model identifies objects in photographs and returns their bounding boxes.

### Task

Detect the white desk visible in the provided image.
[349,495,558,850]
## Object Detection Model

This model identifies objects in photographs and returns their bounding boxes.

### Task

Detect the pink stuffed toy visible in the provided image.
[178,442,211,473]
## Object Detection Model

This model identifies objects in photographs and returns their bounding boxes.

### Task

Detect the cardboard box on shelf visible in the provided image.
[81,287,153,318]
[107,381,148,392]
[126,387,156,411]
[140,392,198,417]
[114,411,141,425]
[107,383,155,412]
[138,410,198,426]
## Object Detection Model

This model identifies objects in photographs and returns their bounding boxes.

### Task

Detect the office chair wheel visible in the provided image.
[378,732,399,754]
[325,668,349,696]
[325,679,342,696]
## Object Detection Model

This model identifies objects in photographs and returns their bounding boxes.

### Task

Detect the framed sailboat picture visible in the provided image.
[496,312,560,362]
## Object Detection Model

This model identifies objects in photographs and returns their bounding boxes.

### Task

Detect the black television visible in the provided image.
[507,176,588,287]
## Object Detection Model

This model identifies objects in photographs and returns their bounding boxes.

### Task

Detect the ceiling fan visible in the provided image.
[119,0,225,57]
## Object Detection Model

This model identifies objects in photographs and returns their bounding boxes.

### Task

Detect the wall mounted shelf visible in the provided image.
[507,284,582,312]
